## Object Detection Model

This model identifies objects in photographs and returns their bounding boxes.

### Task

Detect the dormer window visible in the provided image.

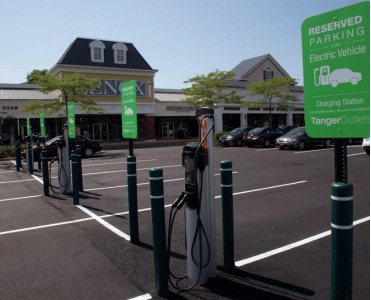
[113,43,128,64]
[264,66,273,81]
[89,40,105,63]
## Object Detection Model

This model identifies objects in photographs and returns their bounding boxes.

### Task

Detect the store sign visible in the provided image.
[121,81,137,139]
[67,102,76,138]
[302,1,370,138]
[40,111,45,138]
[87,80,146,97]
[166,106,197,111]
[2,106,18,110]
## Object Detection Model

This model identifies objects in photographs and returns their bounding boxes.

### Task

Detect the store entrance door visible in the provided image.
[162,122,174,138]
[93,123,109,141]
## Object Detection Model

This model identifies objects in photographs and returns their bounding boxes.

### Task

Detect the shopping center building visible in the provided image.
[0,38,304,142]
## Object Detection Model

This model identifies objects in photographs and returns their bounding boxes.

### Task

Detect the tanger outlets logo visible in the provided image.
[311,115,370,126]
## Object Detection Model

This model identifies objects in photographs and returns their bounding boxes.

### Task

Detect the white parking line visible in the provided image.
[0,195,42,202]
[50,164,182,178]
[127,293,152,300]
[255,148,279,151]
[215,180,307,198]
[50,159,157,170]
[0,180,305,236]
[32,174,44,184]
[0,178,36,184]
[347,153,366,157]
[84,173,238,191]
[235,216,370,267]
[0,171,15,174]
[76,205,130,241]
[294,148,333,154]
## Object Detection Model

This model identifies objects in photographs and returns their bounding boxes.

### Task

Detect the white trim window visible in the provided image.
[89,40,105,63]
[112,43,128,64]
[264,66,273,81]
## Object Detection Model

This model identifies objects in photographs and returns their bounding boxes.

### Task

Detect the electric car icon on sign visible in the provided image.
[314,66,362,88]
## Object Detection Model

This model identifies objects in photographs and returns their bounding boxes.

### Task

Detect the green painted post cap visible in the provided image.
[331,182,353,197]
[221,161,232,169]
[127,156,136,163]
[150,168,163,178]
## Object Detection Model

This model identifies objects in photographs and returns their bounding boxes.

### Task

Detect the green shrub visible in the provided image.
[214,131,229,142]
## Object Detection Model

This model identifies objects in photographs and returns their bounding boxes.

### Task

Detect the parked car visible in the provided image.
[219,127,255,147]
[278,125,298,134]
[275,127,332,150]
[244,127,284,147]
[22,135,101,159]
[362,138,370,155]
[346,138,363,145]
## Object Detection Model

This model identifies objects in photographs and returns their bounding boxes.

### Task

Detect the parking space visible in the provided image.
[0,143,369,299]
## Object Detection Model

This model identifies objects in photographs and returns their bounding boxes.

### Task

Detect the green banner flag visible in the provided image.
[17,119,19,136]
[121,81,137,139]
[26,116,30,136]
[67,102,76,138]
[40,111,45,138]
[302,1,370,138]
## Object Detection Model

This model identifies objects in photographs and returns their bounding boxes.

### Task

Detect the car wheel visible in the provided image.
[331,80,338,88]
[236,139,242,147]
[263,139,270,147]
[365,148,370,156]
[351,77,359,85]
[324,139,331,148]
[84,148,93,157]
[298,141,305,150]
[347,138,353,145]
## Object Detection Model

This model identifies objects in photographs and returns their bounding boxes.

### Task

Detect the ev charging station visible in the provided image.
[57,124,71,194]
[182,107,217,285]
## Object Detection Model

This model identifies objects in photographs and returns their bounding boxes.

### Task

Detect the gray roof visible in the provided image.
[0,89,59,100]
[231,54,269,79]
[0,83,43,90]
[154,88,183,94]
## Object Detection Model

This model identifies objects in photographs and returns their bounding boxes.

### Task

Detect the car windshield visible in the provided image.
[229,128,244,134]
[249,128,265,133]
[286,127,305,135]
[46,136,58,145]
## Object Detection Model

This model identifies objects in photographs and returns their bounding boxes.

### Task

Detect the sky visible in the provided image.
[0,0,367,89]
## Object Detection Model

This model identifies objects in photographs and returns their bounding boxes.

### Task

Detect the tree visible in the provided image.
[243,77,300,126]
[23,69,48,84]
[21,72,105,117]
[182,70,243,108]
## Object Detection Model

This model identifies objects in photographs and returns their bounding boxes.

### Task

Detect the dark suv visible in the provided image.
[219,127,255,147]
[244,127,284,147]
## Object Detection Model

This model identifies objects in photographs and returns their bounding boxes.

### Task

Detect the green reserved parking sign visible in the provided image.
[27,116,30,136]
[302,1,370,138]
[40,111,45,138]
[67,102,75,138]
[121,80,137,139]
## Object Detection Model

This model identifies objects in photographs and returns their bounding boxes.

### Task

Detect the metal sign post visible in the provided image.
[121,81,137,156]
[302,2,369,299]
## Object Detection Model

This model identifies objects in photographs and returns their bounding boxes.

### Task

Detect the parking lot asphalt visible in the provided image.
[0,143,369,299]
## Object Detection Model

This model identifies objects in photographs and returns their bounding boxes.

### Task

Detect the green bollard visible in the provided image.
[76,145,83,192]
[220,160,235,271]
[41,147,49,196]
[15,142,21,171]
[149,168,168,296]
[127,156,139,244]
[37,141,41,170]
[331,182,353,300]
[71,151,79,205]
